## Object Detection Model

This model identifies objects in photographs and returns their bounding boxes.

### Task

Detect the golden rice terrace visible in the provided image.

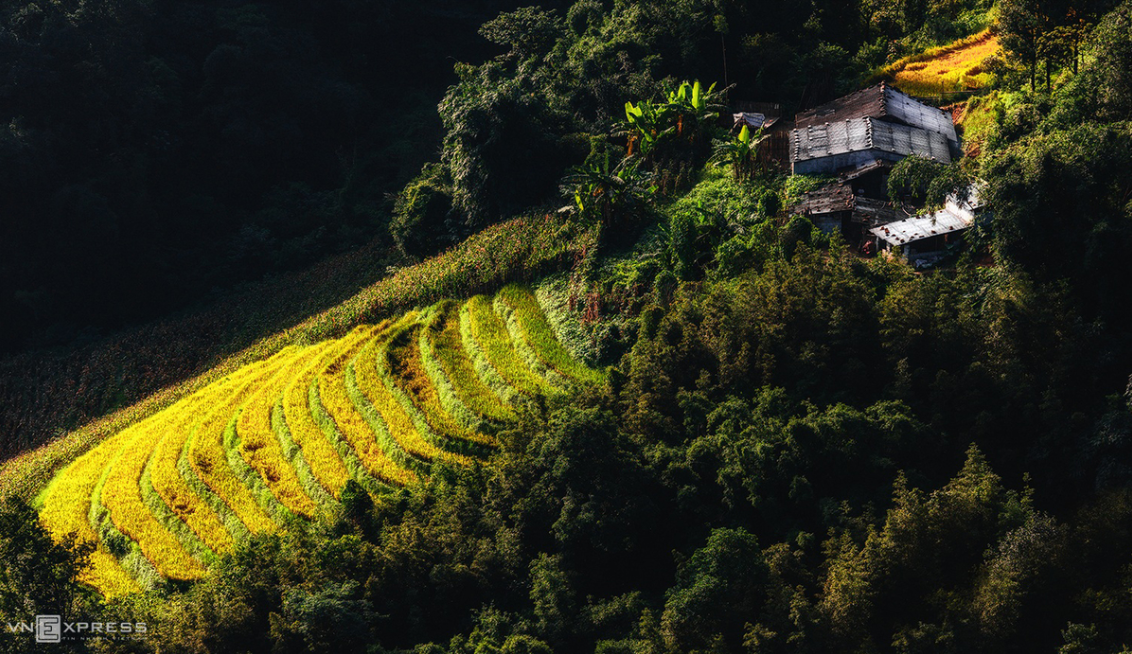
[885,30,1001,97]
[37,286,601,596]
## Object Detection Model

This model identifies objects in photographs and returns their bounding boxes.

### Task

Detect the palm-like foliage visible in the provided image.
[666,80,723,137]
[621,99,676,156]
[563,154,657,229]
[618,80,724,156]
[710,124,764,181]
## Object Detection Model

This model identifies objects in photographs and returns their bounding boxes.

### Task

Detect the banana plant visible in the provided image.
[710,124,764,181]
[563,154,657,229]
[620,99,676,156]
[666,80,721,137]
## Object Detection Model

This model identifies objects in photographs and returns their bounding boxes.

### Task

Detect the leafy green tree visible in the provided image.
[479,7,566,62]
[562,154,657,233]
[887,156,970,207]
[439,62,583,227]
[392,163,455,257]
[985,122,1132,323]
[529,553,575,643]
[1000,0,1052,89]
[0,498,91,653]
[268,581,375,653]
[661,527,767,651]
[1047,3,1132,125]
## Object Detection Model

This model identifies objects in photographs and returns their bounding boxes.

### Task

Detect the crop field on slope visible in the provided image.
[882,30,1000,97]
[36,286,600,596]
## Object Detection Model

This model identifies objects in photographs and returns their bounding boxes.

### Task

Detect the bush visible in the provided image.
[392,164,454,257]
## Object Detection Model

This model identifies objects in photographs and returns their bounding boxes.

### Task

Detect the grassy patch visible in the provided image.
[534,276,596,367]
[236,346,326,518]
[282,332,369,499]
[464,295,555,398]
[384,315,497,457]
[3,214,592,504]
[496,285,605,386]
[101,416,205,581]
[30,274,605,595]
[271,398,336,510]
[878,30,1000,97]
[317,331,416,488]
[145,379,237,563]
[349,316,442,471]
[187,355,284,537]
[425,301,516,426]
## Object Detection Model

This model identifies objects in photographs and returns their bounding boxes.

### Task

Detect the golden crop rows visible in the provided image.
[36,287,600,595]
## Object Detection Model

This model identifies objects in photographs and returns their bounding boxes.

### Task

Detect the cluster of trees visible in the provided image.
[0,0,550,352]
[10,239,1132,651]
[998,0,1118,89]
[986,0,1132,326]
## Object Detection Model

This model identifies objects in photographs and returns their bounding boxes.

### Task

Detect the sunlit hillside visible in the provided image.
[884,29,1000,97]
[36,286,602,596]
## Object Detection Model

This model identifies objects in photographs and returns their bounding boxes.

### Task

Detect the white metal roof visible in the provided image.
[870,208,973,246]
[791,117,952,164]
[733,112,766,129]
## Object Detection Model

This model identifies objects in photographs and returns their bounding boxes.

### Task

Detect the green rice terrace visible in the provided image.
[35,286,602,597]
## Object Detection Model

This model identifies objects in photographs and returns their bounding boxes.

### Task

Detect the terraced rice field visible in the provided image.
[37,286,598,596]
[884,30,1000,97]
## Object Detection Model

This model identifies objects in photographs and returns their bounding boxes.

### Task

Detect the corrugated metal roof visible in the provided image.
[883,86,958,143]
[946,182,987,217]
[852,197,901,224]
[795,183,902,225]
[791,117,951,164]
[795,83,958,144]
[733,112,767,129]
[838,159,891,183]
[869,208,973,245]
[797,184,855,215]
[870,119,953,161]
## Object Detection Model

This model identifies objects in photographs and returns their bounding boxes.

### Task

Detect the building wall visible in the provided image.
[792,149,904,175]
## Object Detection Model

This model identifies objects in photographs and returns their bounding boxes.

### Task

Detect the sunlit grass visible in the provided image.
[423,301,516,426]
[349,315,445,472]
[236,346,329,518]
[33,284,600,596]
[882,30,1000,97]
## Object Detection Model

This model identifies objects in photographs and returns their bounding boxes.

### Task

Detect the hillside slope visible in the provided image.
[879,29,1000,97]
[37,285,602,596]
[0,215,592,502]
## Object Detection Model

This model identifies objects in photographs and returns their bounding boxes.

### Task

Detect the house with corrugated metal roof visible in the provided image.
[790,83,960,175]
[869,184,987,268]
[795,83,959,148]
[794,182,901,243]
[791,116,953,175]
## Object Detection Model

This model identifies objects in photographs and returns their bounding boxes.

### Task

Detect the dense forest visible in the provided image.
[4,0,1132,652]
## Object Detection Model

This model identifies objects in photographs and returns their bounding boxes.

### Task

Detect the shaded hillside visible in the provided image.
[0,0,561,353]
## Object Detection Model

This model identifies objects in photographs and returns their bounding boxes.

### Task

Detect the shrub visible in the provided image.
[392,164,454,258]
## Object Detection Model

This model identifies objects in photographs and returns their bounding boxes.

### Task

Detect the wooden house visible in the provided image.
[870,185,986,268]
[790,83,960,175]
[795,183,902,244]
